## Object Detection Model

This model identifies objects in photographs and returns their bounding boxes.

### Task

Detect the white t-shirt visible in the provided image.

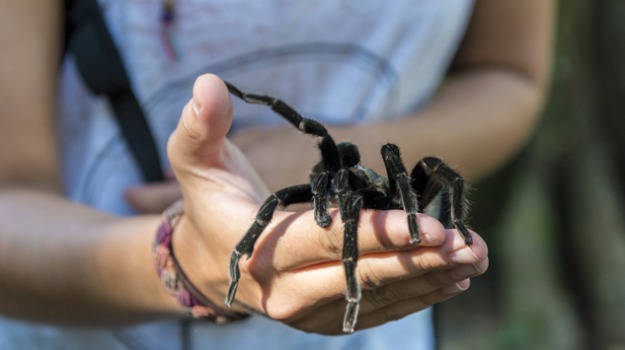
[0,1,473,349]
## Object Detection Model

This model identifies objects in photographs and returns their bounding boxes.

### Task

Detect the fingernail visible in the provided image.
[449,247,479,263]
[442,280,470,295]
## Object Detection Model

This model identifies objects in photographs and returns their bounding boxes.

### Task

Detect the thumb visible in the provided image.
[167,74,233,173]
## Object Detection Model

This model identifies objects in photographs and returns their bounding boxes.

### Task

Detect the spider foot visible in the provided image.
[315,210,332,228]
[342,258,361,333]
[225,250,243,308]
[454,221,473,245]
[343,300,360,333]
[407,213,421,244]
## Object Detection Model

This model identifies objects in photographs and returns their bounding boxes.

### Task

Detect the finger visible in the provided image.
[247,230,487,324]
[275,229,486,303]
[356,257,489,314]
[167,74,233,175]
[253,209,450,271]
[252,230,488,319]
[286,277,471,335]
[123,181,182,213]
[352,279,471,332]
[351,228,488,291]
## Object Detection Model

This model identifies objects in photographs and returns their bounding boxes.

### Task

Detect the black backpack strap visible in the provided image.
[64,0,165,183]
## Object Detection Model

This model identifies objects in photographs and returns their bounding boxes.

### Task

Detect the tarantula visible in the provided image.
[223,81,473,333]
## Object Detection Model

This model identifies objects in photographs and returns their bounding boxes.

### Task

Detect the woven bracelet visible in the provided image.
[153,200,249,324]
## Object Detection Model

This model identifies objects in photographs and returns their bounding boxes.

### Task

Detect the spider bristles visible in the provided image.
[339,194,363,333]
[343,300,360,333]
[223,81,473,334]
[420,157,473,246]
[311,172,332,227]
[342,253,361,334]
[381,144,422,245]
[225,250,242,308]
[337,142,361,168]
[454,221,473,245]
[317,136,341,172]
[407,213,421,244]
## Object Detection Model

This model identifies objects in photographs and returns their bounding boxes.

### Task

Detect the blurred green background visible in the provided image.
[436,1,625,349]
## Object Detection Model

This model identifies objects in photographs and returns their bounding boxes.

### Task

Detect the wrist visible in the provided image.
[155,200,249,322]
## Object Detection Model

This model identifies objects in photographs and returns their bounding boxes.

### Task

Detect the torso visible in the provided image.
[1,1,474,349]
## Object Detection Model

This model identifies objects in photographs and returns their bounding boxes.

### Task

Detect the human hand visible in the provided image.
[231,125,320,191]
[166,74,489,334]
[122,125,304,213]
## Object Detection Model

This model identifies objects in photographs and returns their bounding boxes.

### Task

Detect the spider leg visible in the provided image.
[381,144,421,244]
[410,160,451,226]
[334,163,395,332]
[225,81,341,228]
[311,172,332,227]
[357,188,393,210]
[225,184,313,308]
[338,192,364,333]
[310,136,342,227]
[410,161,443,210]
[339,188,393,332]
[417,157,473,245]
[225,81,328,138]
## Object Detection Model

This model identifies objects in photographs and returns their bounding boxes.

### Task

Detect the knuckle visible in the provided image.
[256,282,309,322]
[318,224,344,258]
[179,103,203,141]
[240,254,266,280]
[367,286,399,308]
[265,302,297,321]
[357,261,385,290]
[263,294,307,322]
[424,270,451,288]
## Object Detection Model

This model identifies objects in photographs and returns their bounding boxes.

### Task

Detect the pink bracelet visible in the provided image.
[153,200,249,324]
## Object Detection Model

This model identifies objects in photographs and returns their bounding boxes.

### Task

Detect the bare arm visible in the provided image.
[0,1,487,333]
[0,189,182,324]
[232,0,556,188]
[0,0,181,324]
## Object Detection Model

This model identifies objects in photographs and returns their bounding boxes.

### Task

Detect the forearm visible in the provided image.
[332,67,546,181]
[0,188,183,326]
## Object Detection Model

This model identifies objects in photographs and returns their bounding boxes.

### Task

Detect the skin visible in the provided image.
[126,0,555,207]
[228,0,554,191]
[168,79,488,333]
[0,0,552,336]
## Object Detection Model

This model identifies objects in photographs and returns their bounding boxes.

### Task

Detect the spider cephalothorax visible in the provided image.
[223,81,472,333]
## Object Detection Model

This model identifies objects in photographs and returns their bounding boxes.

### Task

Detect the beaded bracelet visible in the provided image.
[153,200,249,324]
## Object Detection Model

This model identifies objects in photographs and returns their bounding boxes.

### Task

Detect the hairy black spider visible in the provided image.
[223,81,472,333]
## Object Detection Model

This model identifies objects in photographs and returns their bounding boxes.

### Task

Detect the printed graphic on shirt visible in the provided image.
[144,42,399,137]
